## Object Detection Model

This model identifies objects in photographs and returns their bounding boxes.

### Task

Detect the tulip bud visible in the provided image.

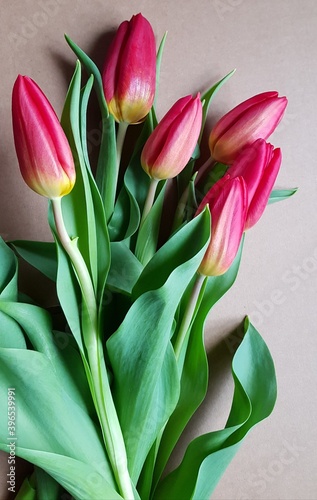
[227,138,282,229]
[197,175,247,276]
[12,75,75,199]
[141,94,202,180]
[209,91,287,164]
[102,13,156,124]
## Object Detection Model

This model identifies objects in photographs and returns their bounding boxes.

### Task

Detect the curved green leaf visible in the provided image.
[147,240,244,493]
[64,34,108,115]
[10,240,57,281]
[154,318,277,500]
[0,349,117,495]
[107,211,210,483]
[0,237,18,300]
[107,242,143,295]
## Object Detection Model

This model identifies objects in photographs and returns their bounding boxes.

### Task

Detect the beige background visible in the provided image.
[1,0,316,499]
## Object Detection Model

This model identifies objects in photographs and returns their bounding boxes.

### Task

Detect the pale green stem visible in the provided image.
[51,197,134,500]
[140,178,159,227]
[173,273,206,361]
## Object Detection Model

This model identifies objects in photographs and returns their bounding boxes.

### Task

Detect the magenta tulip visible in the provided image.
[227,138,282,229]
[12,75,75,199]
[197,175,247,276]
[102,13,156,124]
[209,91,287,164]
[141,94,202,180]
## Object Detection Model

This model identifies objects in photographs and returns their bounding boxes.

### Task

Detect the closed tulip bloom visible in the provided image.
[102,13,156,124]
[141,94,203,180]
[209,91,287,164]
[197,175,247,276]
[12,75,75,199]
[227,138,282,229]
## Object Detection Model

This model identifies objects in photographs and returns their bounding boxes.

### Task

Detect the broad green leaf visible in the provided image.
[268,187,298,204]
[108,242,143,294]
[107,210,210,483]
[148,241,244,492]
[0,237,18,300]
[0,240,26,349]
[18,451,122,500]
[0,301,91,413]
[133,209,210,298]
[154,318,277,500]
[0,348,117,495]
[0,311,26,349]
[10,240,57,281]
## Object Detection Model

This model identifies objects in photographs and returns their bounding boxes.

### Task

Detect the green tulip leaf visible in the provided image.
[108,183,140,242]
[0,237,18,301]
[154,317,277,500]
[268,187,298,204]
[64,34,108,115]
[133,209,210,298]
[107,210,210,483]
[0,348,117,497]
[10,240,57,281]
[134,181,167,265]
[61,61,110,305]
[200,69,236,142]
[145,241,244,493]
[0,300,91,413]
[107,242,143,294]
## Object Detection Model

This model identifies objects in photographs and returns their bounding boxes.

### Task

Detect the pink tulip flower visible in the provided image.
[227,138,282,229]
[209,91,287,164]
[12,75,75,199]
[141,94,202,180]
[102,13,156,124]
[197,175,247,276]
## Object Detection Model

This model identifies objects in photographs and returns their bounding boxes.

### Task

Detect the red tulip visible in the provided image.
[102,13,156,124]
[12,75,75,199]
[227,138,282,229]
[197,175,247,276]
[141,94,202,180]
[209,91,287,164]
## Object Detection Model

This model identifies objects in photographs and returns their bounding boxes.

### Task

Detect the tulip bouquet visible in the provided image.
[0,13,296,500]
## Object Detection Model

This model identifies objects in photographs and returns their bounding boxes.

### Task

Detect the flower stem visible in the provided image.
[140,178,159,227]
[173,273,206,361]
[51,197,134,500]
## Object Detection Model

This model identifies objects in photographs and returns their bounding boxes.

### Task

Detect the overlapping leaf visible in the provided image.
[107,210,210,483]
[154,318,277,499]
